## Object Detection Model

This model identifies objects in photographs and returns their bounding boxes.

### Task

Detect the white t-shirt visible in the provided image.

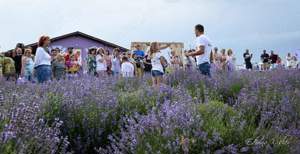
[286,56,292,67]
[34,47,51,67]
[160,48,171,64]
[290,59,297,68]
[96,55,106,71]
[151,52,164,73]
[195,35,212,65]
[121,62,135,77]
[77,56,82,66]
[112,57,121,73]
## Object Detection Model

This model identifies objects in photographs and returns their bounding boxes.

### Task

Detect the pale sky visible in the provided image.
[0,0,299,64]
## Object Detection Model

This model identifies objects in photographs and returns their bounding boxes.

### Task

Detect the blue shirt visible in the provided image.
[133,50,145,57]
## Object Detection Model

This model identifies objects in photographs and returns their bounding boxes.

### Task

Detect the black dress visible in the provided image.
[13,55,22,76]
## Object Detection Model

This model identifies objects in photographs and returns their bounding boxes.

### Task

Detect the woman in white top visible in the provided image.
[96,48,107,76]
[121,56,135,77]
[286,53,293,69]
[34,36,52,83]
[149,42,170,87]
[227,49,236,72]
[290,56,298,69]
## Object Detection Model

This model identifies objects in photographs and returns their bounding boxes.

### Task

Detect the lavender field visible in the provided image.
[0,69,300,154]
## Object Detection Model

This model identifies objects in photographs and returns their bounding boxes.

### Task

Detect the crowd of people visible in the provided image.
[0,24,299,86]
[207,47,236,72]
[0,36,179,86]
[241,49,299,71]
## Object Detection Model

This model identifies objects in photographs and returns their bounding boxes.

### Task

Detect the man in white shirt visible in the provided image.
[121,56,135,77]
[185,24,212,76]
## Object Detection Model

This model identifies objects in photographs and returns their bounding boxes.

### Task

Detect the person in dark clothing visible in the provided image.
[243,49,253,70]
[270,51,278,64]
[269,50,278,69]
[261,50,270,70]
[143,55,152,73]
[13,47,23,78]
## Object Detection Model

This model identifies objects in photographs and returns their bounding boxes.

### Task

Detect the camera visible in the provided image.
[134,56,144,68]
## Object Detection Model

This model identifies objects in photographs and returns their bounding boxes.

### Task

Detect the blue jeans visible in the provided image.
[113,71,120,76]
[24,69,33,81]
[24,74,32,81]
[35,65,52,83]
[198,62,211,77]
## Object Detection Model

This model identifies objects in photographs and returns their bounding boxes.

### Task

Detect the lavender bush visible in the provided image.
[0,69,299,154]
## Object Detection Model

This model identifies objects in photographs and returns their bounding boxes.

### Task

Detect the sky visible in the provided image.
[0,0,299,64]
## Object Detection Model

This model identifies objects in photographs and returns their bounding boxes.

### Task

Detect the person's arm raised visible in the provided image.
[159,43,170,50]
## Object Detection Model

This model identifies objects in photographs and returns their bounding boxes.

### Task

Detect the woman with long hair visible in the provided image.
[104,49,112,75]
[13,46,23,79]
[34,36,52,83]
[170,50,182,70]
[227,49,236,72]
[52,54,66,80]
[68,54,80,75]
[212,47,221,70]
[220,49,228,71]
[149,42,170,87]
[111,48,121,77]
[87,48,97,76]
[21,47,34,81]
[96,48,107,76]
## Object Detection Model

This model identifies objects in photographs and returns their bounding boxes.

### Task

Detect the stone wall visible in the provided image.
[131,42,184,58]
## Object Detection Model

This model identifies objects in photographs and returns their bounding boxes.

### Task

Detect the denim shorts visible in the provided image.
[151,70,164,77]
[198,62,211,77]
[35,65,52,83]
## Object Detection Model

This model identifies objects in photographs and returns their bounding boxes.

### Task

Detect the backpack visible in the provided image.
[3,57,16,76]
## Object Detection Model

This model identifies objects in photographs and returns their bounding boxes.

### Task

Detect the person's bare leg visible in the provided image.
[152,77,156,87]
[157,76,162,87]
